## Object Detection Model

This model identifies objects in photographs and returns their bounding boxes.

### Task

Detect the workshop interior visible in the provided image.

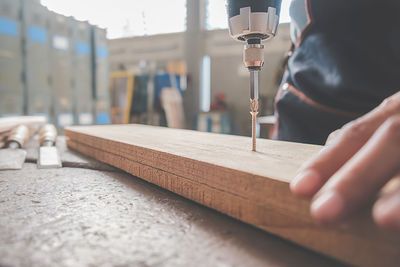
[0,0,293,137]
[1,0,399,266]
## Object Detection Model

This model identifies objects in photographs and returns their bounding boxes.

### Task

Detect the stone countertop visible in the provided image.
[0,137,345,267]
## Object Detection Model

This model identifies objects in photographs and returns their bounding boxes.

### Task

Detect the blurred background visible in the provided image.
[0,0,292,137]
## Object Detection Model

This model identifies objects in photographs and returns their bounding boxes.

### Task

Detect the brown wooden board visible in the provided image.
[65,124,400,267]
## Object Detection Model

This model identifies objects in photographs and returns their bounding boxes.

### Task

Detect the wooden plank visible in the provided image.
[65,124,400,267]
[0,116,46,134]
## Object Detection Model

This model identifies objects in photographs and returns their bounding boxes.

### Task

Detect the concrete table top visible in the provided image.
[25,136,117,172]
[0,138,346,267]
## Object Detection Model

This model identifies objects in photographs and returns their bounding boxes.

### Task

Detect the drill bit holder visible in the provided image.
[244,43,265,70]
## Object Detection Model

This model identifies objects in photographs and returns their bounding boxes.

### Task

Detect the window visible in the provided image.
[200,55,211,112]
[206,0,292,30]
[41,0,187,39]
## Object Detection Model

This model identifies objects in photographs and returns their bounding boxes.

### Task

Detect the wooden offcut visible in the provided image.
[0,116,46,134]
[65,124,400,267]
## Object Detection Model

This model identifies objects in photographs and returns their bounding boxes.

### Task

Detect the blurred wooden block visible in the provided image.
[166,61,187,75]
[0,116,46,134]
[65,124,400,267]
[160,87,185,129]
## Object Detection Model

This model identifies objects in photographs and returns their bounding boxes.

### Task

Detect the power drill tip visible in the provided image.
[250,99,259,152]
[249,71,259,152]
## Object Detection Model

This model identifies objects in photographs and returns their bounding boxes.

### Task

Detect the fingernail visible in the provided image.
[373,196,400,228]
[290,170,321,196]
[311,191,344,223]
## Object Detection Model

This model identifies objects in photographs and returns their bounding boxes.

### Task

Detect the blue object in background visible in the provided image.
[76,41,90,55]
[96,46,108,59]
[153,74,184,125]
[28,26,47,43]
[206,116,212,132]
[197,112,232,134]
[0,16,18,37]
[97,112,110,124]
[221,113,231,134]
[154,74,183,99]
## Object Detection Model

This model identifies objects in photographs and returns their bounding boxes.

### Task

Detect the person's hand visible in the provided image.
[290,91,400,229]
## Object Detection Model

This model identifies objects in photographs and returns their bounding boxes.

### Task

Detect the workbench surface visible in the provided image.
[0,138,345,267]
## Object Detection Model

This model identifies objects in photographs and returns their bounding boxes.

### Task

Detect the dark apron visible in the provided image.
[274,0,400,145]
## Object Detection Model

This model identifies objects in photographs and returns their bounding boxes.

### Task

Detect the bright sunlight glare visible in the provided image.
[41,0,292,39]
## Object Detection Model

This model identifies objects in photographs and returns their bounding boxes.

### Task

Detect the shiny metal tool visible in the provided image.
[0,125,29,170]
[250,71,259,151]
[227,0,282,151]
[37,124,62,169]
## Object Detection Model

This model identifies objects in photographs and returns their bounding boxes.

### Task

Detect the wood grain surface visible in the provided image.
[65,124,400,267]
